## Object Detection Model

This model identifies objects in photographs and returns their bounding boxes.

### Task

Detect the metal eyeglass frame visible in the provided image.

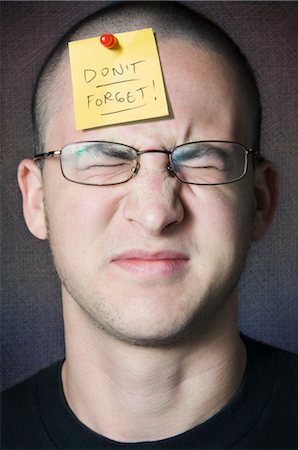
[33,140,262,187]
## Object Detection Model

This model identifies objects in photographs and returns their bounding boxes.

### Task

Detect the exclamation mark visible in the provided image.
[152,80,157,100]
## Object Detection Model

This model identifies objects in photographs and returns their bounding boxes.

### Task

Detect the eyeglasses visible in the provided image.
[33,140,260,187]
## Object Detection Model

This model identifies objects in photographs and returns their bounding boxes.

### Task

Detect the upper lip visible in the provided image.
[112,250,189,261]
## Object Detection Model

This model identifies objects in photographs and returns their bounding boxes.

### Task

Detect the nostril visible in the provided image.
[164,220,179,233]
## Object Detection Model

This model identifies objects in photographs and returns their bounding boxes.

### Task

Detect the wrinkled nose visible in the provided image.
[123,154,184,236]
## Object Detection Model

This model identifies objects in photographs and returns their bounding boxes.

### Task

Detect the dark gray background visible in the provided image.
[1,1,298,391]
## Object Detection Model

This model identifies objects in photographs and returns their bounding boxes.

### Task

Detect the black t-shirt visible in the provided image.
[2,336,298,449]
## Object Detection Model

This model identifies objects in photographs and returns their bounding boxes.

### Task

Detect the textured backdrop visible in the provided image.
[1,1,298,390]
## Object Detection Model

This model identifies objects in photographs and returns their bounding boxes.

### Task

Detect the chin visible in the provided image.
[99,324,195,348]
[91,299,225,348]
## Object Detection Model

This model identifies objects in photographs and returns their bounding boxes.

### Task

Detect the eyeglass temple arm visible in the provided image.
[33,150,62,161]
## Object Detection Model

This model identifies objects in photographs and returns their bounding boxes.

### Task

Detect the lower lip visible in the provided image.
[113,258,188,277]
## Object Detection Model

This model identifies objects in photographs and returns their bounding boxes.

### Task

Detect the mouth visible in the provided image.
[111,250,189,278]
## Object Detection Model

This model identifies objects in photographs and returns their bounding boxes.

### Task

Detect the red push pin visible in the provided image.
[100,33,117,49]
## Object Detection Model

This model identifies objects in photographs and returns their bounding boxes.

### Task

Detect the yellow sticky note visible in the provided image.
[68,28,169,130]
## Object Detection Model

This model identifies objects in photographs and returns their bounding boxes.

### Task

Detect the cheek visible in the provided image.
[43,171,125,248]
[187,183,254,247]
[183,184,254,295]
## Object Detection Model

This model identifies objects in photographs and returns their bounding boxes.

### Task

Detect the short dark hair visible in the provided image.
[32,1,261,153]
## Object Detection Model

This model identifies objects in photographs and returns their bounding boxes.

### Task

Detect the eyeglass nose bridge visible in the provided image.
[131,149,175,178]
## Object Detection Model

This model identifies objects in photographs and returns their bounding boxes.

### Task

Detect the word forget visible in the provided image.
[68,28,169,130]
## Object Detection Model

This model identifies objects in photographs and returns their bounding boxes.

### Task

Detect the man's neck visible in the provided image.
[61,296,246,443]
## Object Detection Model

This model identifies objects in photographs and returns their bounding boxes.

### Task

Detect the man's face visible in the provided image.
[41,40,255,345]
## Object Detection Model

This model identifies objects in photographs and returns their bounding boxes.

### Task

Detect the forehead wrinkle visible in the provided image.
[43,43,241,151]
[33,2,260,155]
[38,34,256,152]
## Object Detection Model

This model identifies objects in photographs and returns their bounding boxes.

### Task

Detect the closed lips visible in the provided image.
[111,250,189,277]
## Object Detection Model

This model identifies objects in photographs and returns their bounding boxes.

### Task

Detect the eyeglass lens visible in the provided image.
[60,141,247,186]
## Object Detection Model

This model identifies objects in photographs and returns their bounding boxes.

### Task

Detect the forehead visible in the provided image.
[44,39,249,148]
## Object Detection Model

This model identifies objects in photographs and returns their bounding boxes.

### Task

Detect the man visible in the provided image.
[2,2,297,448]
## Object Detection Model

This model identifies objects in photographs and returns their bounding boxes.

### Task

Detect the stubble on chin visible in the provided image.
[43,196,254,349]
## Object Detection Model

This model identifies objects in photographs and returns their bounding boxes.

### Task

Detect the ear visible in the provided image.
[252,160,279,241]
[17,159,48,240]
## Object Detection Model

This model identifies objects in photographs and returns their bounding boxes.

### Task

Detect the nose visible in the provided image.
[123,152,184,236]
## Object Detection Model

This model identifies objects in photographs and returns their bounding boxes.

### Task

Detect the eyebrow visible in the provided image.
[174,144,229,161]
[75,143,136,160]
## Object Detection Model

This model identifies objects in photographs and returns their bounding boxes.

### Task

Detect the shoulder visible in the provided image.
[244,334,298,368]
[2,361,61,415]
[2,371,39,423]
[262,339,298,398]
[1,361,62,449]
[232,336,298,448]
[244,335,298,388]
[244,336,298,439]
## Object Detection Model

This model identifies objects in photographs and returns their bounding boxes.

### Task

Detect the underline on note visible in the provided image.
[96,79,140,88]
[101,104,147,116]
